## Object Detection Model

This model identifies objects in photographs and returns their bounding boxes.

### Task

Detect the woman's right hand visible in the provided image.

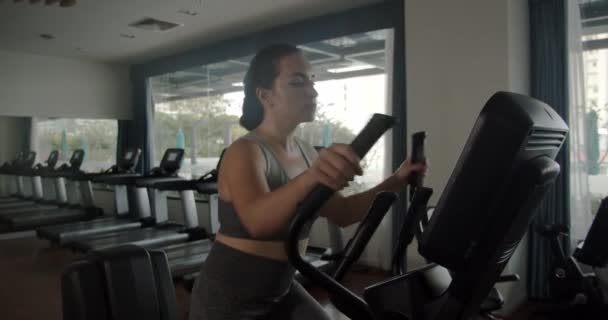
[306,143,363,191]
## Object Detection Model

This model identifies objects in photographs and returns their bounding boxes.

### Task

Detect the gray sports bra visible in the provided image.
[218,131,318,241]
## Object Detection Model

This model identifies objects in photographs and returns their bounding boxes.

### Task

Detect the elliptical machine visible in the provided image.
[58,92,569,320]
[536,197,608,317]
[387,132,517,320]
[286,92,569,320]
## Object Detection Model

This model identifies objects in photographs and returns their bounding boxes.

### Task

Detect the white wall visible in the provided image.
[0,50,132,120]
[406,0,510,199]
[406,0,530,314]
[497,0,531,313]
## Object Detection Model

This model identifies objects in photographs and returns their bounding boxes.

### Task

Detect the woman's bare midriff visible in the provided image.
[215,232,309,262]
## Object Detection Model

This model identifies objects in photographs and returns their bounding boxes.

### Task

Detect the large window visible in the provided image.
[582,47,608,200]
[138,0,405,266]
[572,0,608,240]
[151,29,392,193]
[34,118,118,172]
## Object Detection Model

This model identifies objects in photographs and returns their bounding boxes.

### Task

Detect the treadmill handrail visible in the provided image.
[147,173,219,193]
[89,173,143,184]
[135,177,186,188]
[195,182,218,195]
[92,172,178,186]
[144,178,198,191]
[39,168,85,179]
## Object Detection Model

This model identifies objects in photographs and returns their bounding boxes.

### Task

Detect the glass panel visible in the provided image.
[298,30,390,195]
[151,28,392,186]
[577,0,608,241]
[34,118,118,172]
[582,48,608,211]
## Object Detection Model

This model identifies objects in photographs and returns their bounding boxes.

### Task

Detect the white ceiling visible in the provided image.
[0,0,380,64]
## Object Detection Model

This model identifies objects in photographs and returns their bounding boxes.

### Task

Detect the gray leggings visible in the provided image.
[189,241,331,320]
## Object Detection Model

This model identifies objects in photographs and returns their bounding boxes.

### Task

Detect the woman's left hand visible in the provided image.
[394,158,428,183]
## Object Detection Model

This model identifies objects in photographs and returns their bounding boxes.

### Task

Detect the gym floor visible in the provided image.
[0,233,391,320]
[0,233,538,320]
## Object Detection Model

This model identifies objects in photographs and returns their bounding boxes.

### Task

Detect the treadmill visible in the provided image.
[0,151,59,211]
[0,151,37,204]
[69,148,208,253]
[0,150,103,231]
[0,150,79,216]
[148,173,331,279]
[147,175,218,277]
[36,148,144,245]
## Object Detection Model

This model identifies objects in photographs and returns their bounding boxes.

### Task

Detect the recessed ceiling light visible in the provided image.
[120,33,135,39]
[39,33,55,40]
[178,9,198,16]
[231,82,244,87]
[129,17,182,32]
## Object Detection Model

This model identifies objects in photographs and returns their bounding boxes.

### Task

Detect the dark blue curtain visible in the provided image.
[117,79,153,174]
[390,0,408,264]
[527,0,570,300]
[22,117,33,152]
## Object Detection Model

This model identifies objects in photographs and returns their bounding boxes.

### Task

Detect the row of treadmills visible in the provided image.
[0,147,331,282]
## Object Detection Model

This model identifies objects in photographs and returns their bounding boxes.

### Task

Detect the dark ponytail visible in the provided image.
[239,44,301,130]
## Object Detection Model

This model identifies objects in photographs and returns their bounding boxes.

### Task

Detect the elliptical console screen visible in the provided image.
[167,152,178,162]
[124,151,133,160]
[71,150,84,162]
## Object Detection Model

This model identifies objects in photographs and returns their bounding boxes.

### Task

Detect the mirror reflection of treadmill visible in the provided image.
[35,149,145,244]
[0,150,95,231]
[0,152,43,207]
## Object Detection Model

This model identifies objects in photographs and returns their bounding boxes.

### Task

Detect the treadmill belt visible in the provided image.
[36,217,141,244]
[163,239,213,277]
[0,200,41,210]
[0,197,23,204]
[164,239,212,258]
[71,227,188,252]
[7,208,91,231]
[0,204,60,218]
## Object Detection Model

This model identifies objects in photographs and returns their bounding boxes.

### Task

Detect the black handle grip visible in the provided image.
[392,186,433,275]
[286,113,396,320]
[497,274,520,283]
[409,131,427,199]
[292,113,398,230]
[332,191,397,282]
[350,114,397,158]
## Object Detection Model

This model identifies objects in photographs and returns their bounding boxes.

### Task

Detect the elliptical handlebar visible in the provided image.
[286,113,396,320]
[333,191,398,282]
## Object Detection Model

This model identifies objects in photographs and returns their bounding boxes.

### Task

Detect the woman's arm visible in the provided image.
[222,139,379,237]
[320,160,426,227]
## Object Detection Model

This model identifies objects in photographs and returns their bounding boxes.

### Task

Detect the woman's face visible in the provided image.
[264,52,318,124]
